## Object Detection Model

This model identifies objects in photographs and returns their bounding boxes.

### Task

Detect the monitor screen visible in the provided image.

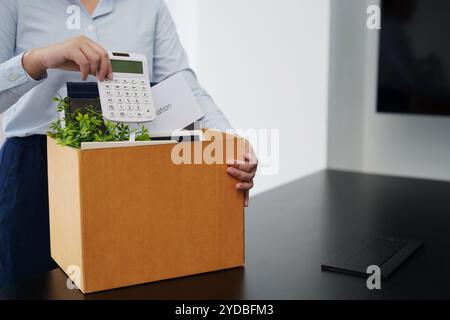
[377,0,450,116]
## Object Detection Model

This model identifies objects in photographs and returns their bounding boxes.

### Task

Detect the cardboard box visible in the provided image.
[47,132,245,294]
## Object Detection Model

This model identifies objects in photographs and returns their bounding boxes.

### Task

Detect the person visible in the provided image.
[0,0,258,289]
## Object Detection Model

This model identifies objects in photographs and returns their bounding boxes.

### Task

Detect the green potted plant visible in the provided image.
[48,97,151,148]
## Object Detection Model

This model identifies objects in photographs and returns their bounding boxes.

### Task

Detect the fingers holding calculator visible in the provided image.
[22,35,113,81]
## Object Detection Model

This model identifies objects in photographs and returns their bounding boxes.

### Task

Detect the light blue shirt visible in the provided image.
[0,0,232,138]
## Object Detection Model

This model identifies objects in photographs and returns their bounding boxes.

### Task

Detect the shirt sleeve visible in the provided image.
[152,0,233,131]
[0,0,46,114]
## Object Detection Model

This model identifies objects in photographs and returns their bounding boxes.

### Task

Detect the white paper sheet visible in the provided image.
[132,73,205,134]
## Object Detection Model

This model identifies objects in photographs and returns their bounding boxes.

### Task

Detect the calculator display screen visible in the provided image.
[111,60,143,74]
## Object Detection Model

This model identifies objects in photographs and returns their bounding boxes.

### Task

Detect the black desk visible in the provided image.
[2,170,450,300]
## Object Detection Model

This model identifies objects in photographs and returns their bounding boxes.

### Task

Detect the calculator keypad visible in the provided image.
[99,78,156,123]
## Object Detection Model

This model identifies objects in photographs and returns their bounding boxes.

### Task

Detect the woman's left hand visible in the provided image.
[226,142,258,207]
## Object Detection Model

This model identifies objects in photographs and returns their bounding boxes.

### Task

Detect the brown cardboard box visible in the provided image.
[47,131,245,294]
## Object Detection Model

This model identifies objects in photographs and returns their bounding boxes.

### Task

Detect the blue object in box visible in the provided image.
[66,82,99,99]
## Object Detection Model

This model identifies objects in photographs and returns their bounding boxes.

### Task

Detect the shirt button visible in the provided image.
[87,24,96,31]
[9,73,18,81]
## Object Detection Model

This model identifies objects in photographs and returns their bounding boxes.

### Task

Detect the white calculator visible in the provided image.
[98,52,156,123]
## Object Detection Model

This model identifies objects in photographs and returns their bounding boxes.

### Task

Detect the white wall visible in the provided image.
[165,0,200,72]
[328,0,450,182]
[193,0,330,195]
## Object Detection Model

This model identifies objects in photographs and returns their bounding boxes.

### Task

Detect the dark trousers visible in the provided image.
[0,135,56,288]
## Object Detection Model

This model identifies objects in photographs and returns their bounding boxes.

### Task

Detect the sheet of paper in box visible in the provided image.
[132,73,205,134]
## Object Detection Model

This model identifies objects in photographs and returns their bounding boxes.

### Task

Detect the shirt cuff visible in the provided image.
[1,52,47,97]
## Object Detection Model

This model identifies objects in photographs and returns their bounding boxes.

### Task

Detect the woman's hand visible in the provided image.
[227,142,258,207]
[22,35,112,81]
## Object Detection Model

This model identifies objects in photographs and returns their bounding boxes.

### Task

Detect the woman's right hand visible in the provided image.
[22,35,112,81]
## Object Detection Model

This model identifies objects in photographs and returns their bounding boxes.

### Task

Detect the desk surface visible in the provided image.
[2,170,450,300]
